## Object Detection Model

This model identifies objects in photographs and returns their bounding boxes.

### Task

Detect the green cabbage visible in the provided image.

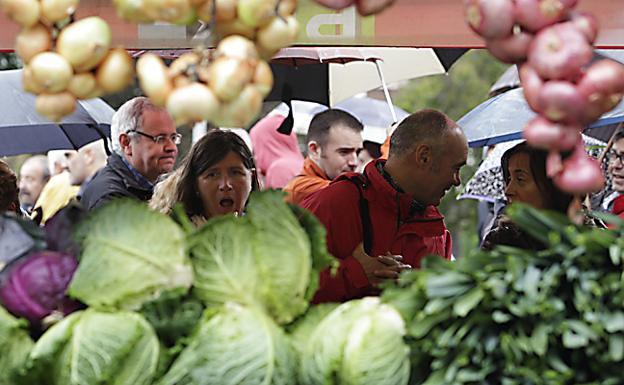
[300,297,410,385]
[19,309,159,385]
[69,200,193,310]
[157,302,297,385]
[190,191,335,324]
[287,303,339,355]
[0,306,33,384]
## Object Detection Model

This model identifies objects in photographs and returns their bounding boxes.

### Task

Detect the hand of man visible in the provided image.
[352,243,411,287]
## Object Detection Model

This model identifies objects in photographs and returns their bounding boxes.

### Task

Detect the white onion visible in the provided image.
[238,0,278,28]
[214,19,257,40]
[68,73,100,99]
[113,0,154,23]
[215,35,259,61]
[1,0,40,27]
[215,85,263,128]
[137,53,173,107]
[29,52,73,93]
[253,60,273,97]
[36,92,76,122]
[95,48,135,94]
[40,0,78,23]
[142,0,196,24]
[15,23,52,64]
[278,0,297,16]
[208,57,255,102]
[22,66,45,94]
[56,17,112,72]
[257,15,299,53]
[166,83,220,126]
[169,52,200,78]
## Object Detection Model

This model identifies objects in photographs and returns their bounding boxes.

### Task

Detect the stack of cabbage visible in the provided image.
[0,191,411,385]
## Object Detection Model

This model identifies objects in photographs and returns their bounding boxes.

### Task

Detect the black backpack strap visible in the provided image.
[336,173,373,255]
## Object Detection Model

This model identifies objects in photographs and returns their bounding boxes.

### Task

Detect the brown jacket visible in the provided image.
[284,158,331,205]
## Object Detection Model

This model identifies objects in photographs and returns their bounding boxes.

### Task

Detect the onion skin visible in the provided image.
[537,80,587,123]
[56,17,112,72]
[136,53,173,107]
[464,0,515,39]
[486,29,533,64]
[95,48,135,94]
[36,92,77,122]
[29,52,74,93]
[15,23,53,64]
[514,0,577,32]
[519,64,544,112]
[166,83,220,126]
[1,0,41,28]
[528,22,592,81]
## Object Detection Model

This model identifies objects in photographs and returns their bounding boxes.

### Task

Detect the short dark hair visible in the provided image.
[501,142,573,213]
[0,160,18,213]
[306,109,363,147]
[613,126,624,142]
[389,109,456,158]
[176,130,259,218]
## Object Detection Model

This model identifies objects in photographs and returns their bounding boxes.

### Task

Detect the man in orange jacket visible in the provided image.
[302,109,468,303]
[284,109,363,205]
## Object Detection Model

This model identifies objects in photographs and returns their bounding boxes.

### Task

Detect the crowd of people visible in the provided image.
[1,95,624,303]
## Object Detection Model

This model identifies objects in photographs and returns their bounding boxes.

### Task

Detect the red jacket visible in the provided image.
[613,194,624,221]
[301,159,452,303]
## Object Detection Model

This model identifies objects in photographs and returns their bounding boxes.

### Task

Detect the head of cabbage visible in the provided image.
[300,297,411,385]
[0,305,33,385]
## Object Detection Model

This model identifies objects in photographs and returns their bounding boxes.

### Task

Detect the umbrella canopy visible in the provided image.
[0,69,114,156]
[460,136,606,202]
[459,87,624,147]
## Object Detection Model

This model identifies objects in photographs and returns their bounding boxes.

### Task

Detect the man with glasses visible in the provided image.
[608,129,624,221]
[81,97,180,210]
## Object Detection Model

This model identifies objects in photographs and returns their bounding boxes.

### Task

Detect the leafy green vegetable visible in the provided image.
[0,306,33,385]
[383,204,624,384]
[18,309,159,385]
[287,303,339,355]
[157,302,297,385]
[300,297,410,385]
[69,200,193,310]
[190,191,336,324]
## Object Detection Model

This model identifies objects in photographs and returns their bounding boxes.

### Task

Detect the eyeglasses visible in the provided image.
[129,130,182,145]
[609,150,624,165]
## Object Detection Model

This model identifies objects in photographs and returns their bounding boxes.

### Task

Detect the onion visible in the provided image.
[113,0,154,23]
[546,150,562,177]
[519,63,544,112]
[356,0,396,16]
[56,17,112,72]
[577,59,624,123]
[215,85,263,128]
[95,48,135,94]
[514,0,577,32]
[68,73,99,99]
[257,15,299,53]
[523,116,580,151]
[36,92,76,122]
[537,80,586,122]
[528,22,592,81]
[214,18,257,40]
[554,141,604,194]
[278,0,297,16]
[166,83,220,126]
[568,10,598,43]
[216,0,237,21]
[208,57,255,102]
[238,0,278,28]
[215,35,259,61]
[485,28,533,64]
[29,52,73,93]
[463,0,515,39]
[137,53,173,107]
[15,23,52,64]
[22,66,45,94]
[253,60,274,97]
[40,0,78,23]
[142,0,196,24]
[173,75,193,88]
[1,0,40,27]
[312,0,354,10]
[169,52,200,78]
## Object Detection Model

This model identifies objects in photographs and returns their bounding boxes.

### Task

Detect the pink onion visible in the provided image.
[519,64,544,112]
[568,10,598,43]
[554,141,604,194]
[514,0,578,32]
[528,22,592,81]
[356,0,396,16]
[577,59,624,123]
[546,150,563,177]
[486,28,533,64]
[537,80,587,122]
[523,116,580,151]
[464,0,515,39]
[313,0,354,10]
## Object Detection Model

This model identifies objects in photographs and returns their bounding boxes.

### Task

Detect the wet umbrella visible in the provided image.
[0,69,113,156]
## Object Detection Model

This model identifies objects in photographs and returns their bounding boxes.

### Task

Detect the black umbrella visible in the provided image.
[0,69,113,156]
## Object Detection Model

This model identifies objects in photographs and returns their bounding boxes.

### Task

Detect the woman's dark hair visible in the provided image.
[176,130,259,218]
[0,160,19,214]
[501,142,573,213]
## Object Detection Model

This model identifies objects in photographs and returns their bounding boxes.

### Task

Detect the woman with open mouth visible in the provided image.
[150,130,259,225]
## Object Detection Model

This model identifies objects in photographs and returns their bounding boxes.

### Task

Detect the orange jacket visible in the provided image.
[284,158,331,205]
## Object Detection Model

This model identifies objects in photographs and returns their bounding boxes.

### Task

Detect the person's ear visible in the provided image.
[308,141,321,160]
[119,134,132,157]
[413,144,432,166]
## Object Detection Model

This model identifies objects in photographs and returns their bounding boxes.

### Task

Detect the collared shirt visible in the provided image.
[120,156,154,190]
[375,161,425,215]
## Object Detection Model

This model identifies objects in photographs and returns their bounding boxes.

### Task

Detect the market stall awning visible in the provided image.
[1,0,622,50]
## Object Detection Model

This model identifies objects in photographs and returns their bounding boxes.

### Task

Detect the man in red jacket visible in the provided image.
[608,130,624,221]
[302,109,468,303]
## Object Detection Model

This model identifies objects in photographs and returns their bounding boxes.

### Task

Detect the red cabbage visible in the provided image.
[0,251,81,324]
